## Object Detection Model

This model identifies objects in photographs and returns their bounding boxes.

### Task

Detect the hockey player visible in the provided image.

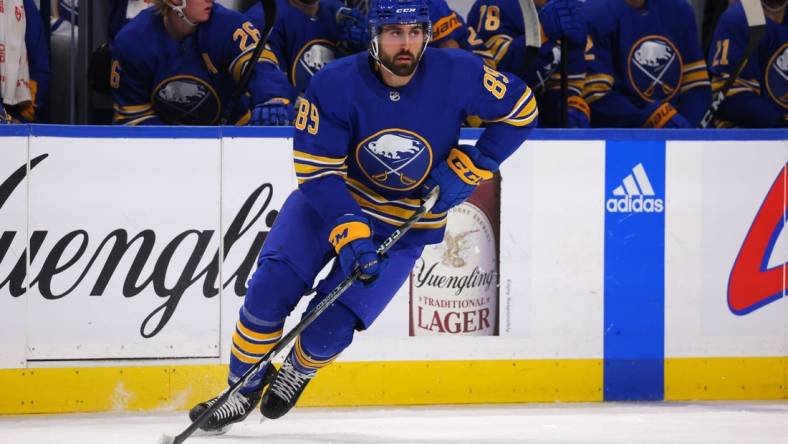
[245,0,348,95]
[110,0,296,125]
[1,0,50,123]
[583,0,712,128]
[466,0,589,128]
[189,0,537,432]
[707,0,787,127]
[338,0,471,52]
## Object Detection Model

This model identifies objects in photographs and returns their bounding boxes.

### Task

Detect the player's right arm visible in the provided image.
[707,5,783,128]
[292,70,363,224]
[109,29,165,125]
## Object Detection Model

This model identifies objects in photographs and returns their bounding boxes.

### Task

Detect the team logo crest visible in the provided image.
[153,75,220,125]
[356,129,433,191]
[292,39,336,93]
[627,36,682,103]
[765,43,788,110]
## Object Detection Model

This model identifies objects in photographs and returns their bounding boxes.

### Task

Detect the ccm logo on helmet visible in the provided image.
[396,8,416,12]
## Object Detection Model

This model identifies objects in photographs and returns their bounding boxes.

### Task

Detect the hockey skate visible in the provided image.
[189,364,277,433]
[260,358,315,419]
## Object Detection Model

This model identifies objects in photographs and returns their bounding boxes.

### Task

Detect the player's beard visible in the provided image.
[380,49,422,77]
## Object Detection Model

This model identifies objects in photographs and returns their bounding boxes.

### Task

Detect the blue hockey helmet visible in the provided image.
[368,0,431,30]
[367,0,432,73]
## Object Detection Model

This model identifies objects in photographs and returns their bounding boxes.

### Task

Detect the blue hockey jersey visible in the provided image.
[583,0,711,127]
[110,3,294,125]
[292,48,538,246]
[246,0,344,95]
[465,0,589,127]
[707,2,787,128]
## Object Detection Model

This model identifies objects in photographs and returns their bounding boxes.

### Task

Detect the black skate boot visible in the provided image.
[189,364,277,432]
[260,358,315,419]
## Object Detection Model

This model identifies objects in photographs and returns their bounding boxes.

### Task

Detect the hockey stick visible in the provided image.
[159,187,440,444]
[698,0,766,128]
[518,0,542,70]
[221,0,277,125]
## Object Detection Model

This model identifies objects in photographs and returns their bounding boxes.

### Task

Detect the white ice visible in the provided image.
[1,402,787,444]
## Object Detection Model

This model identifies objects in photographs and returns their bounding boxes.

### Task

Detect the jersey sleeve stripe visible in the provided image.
[113,103,153,114]
[118,113,158,126]
[682,60,707,73]
[489,88,538,127]
[293,150,347,165]
[229,46,280,82]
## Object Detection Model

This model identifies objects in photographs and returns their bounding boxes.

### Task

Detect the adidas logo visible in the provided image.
[606,163,664,213]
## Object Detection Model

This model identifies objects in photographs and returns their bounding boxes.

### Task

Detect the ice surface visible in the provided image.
[0,402,786,444]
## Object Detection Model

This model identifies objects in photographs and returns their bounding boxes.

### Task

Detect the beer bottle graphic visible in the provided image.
[409,174,501,336]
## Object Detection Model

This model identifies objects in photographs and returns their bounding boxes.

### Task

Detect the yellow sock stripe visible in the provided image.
[233,331,279,355]
[293,337,337,370]
[236,320,282,342]
[231,344,261,364]
[329,220,371,252]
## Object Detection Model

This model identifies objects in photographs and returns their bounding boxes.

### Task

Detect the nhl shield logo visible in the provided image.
[765,43,788,110]
[356,129,433,191]
[627,36,683,103]
[292,39,336,93]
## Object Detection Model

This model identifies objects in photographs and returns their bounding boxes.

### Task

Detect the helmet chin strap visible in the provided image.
[369,28,431,78]
[762,0,788,12]
[166,0,198,27]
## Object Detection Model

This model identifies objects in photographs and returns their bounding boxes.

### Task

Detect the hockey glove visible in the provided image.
[249,98,293,126]
[423,145,498,214]
[330,214,384,286]
[567,96,590,128]
[336,7,371,52]
[539,0,585,46]
[643,102,692,129]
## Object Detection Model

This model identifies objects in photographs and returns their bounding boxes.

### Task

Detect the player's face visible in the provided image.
[180,0,213,24]
[378,24,427,77]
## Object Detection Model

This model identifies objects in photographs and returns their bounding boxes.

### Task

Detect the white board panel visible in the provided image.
[665,140,787,357]
[26,137,222,359]
[0,137,29,368]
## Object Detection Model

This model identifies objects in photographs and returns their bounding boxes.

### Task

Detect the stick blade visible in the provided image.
[741,0,766,27]
[157,434,176,444]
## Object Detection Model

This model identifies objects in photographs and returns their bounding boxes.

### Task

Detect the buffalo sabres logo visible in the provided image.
[356,129,433,191]
[292,39,337,92]
[152,75,220,125]
[627,36,682,102]
[765,43,788,110]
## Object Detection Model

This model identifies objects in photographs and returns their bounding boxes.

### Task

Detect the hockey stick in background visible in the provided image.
[518,0,542,69]
[698,0,766,128]
[560,38,569,127]
[222,0,277,124]
[159,187,440,444]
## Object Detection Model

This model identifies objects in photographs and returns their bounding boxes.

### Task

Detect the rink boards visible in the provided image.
[0,126,785,414]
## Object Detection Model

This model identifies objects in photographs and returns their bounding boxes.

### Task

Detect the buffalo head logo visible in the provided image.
[356,129,433,192]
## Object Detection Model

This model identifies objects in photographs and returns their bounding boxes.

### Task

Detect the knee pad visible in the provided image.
[244,258,308,322]
[291,302,358,373]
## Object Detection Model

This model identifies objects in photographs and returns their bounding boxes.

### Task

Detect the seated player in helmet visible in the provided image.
[188,0,537,434]
[110,0,296,125]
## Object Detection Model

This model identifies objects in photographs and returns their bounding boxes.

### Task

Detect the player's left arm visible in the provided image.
[674,5,711,127]
[468,61,538,163]
[217,13,296,109]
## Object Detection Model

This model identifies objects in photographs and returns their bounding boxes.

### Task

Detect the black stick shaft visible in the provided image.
[560,38,569,128]
[166,187,439,444]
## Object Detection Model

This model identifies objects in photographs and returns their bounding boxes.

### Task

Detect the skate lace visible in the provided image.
[269,361,314,402]
[213,390,250,420]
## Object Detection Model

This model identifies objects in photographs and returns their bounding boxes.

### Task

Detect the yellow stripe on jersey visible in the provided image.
[229,46,280,83]
[113,103,153,114]
[117,112,157,126]
[682,60,707,73]
[491,88,538,127]
[293,150,347,166]
[583,74,614,104]
[294,150,349,184]
[680,60,710,93]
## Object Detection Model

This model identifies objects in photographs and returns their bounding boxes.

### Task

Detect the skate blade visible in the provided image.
[194,425,232,436]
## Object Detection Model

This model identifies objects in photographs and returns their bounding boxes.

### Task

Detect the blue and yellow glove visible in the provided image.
[249,98,293,126]
[539,0,585,46]
[330,214,384,286]
[0,105,10,124]
[423,144,498,214]
[643,102,691,129]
